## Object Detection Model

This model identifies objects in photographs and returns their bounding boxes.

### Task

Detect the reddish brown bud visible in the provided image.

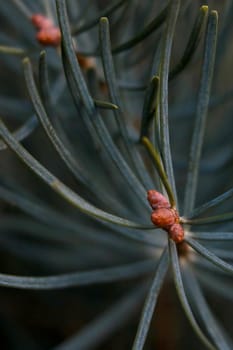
[31,14,61,47]
[148,189,185,244]
[36,27,61,47]
[76,54,96,70]
[168,224,184,243]
[31,14,53,29]
[151,208,178,229]
[147,190,170,209]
